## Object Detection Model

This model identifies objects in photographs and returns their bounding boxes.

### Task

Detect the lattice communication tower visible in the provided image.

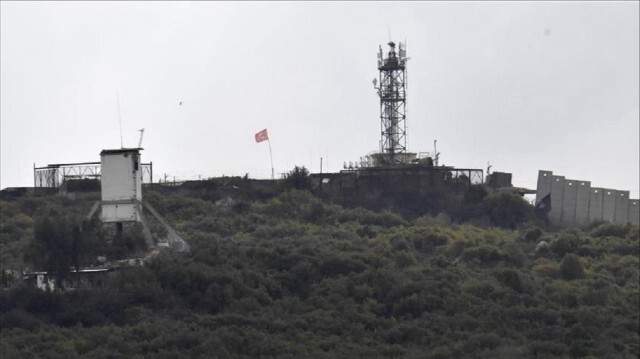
[376,41,408,161]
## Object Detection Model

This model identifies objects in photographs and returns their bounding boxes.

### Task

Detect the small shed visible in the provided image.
[25,268,112,291]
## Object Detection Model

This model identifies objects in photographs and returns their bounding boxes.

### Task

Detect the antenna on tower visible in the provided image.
[138,128,145,148]
[375,38,408,165]
[117,92,123,148]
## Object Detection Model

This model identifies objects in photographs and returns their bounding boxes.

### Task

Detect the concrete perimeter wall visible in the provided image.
[614,191,630,224]
[575,180,591,227]
[588,188,604,223]
[602,189,617,223]
[535,170,639,227]
[561,179,578,225]
[630,199,640,225]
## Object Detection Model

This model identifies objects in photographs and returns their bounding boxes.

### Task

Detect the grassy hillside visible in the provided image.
[1,187,638,358]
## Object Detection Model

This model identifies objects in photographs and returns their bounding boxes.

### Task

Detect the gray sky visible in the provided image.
[1,1,638,197]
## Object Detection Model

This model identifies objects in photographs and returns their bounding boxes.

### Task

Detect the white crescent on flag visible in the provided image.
[255,129,269,143]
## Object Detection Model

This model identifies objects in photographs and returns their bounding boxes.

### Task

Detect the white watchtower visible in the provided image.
[100,148,143,223]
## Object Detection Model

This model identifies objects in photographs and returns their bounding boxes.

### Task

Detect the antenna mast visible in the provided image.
[117,92,123,148]
[376,40,408,165]
[138,128,145,148]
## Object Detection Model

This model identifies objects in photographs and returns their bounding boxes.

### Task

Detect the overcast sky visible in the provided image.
[1,1,638,197]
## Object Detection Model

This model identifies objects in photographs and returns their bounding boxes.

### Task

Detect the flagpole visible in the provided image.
[267,138,274,180]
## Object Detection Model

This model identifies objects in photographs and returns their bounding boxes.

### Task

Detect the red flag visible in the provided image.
[255,129,269,143]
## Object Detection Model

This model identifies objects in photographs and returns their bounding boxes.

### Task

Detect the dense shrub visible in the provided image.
[550,229,584,256]
[590,222,632,238]
[524,227,544,242]
[412,231,449,253]
[483,192,534,229]
[1,186,638,359]
[495,268,524,293]
[532,260,560,278]
[463,185,488,205]
[560,254,585,280]
[461,245,503,265]
[283,166,311,190]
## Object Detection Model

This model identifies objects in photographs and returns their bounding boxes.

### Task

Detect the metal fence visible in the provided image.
[34,162,153,188]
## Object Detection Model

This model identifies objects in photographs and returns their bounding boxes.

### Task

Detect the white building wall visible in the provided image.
[101,152,141,201]
[37,274,55,291]
[101,150,142,223]
[102,203,139,222]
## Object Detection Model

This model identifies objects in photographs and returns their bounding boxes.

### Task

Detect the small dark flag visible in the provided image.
[535,193,552,216]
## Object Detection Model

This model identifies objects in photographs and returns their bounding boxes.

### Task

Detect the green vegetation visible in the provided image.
[1,183,638,358]
[283,165,311,190]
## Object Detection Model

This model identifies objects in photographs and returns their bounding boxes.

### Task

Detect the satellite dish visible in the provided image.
[372,78,377,87]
